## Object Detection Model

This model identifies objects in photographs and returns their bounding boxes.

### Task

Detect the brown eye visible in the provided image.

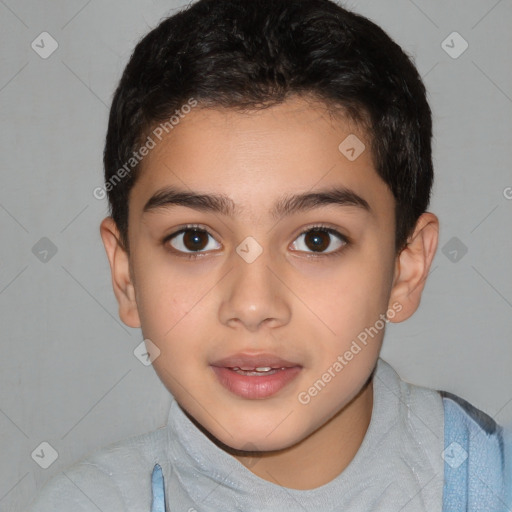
[291,227,347,255]
[304,230,330,252]
[182,230,208,251]
[167,228,220,254]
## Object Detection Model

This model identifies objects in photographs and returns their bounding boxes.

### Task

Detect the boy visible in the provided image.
[28,0,511,510]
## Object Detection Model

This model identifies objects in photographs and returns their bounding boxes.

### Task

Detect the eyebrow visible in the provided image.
[142,185,371,220]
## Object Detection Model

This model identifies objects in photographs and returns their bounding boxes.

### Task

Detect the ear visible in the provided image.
[387,212,439,323]
[99,217,141,328]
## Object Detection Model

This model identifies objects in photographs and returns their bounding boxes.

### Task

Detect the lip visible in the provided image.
[210,352,302,399]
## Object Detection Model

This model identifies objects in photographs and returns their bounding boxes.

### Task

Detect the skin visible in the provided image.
[100,95,439,490]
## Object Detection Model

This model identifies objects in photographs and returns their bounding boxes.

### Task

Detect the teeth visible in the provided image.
[231,366,283,373]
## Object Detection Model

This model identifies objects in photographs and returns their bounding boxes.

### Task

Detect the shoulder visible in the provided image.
[27,426,169,512]
[372,358,446,504]
[440,390,512,510]
[440,390,501,435]
[440,389,505,466]
[374,358,445,444]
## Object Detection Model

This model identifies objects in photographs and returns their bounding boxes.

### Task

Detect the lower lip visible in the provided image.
[211,366,302,399]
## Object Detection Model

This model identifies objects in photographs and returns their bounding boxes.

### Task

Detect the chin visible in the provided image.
[220,432,301,455]
[179,392,316,452]
[204,415,310,454]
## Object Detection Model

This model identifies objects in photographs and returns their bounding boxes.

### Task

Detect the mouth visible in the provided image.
[210,353,302,399]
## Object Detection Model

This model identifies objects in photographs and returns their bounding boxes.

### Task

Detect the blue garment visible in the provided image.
[440,392,512,511]
[150,393,512,511]
[150,464,166,512]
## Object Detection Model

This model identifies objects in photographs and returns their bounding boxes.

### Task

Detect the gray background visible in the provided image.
[1,0,511,510]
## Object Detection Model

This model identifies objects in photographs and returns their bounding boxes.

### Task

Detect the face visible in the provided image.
[108,96,402,452]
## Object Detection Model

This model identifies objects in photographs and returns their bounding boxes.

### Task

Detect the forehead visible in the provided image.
[129,96,393,223]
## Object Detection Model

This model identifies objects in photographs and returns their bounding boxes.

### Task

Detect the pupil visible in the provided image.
[306,230,329,252]
[184,230,207,251]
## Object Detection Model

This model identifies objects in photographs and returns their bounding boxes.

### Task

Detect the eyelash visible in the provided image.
[162,223,350,260]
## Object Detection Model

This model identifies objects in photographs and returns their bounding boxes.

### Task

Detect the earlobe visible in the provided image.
[99,217,141,328]
[387,213,439,323]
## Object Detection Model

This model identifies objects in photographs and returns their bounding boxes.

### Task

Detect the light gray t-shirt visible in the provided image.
[27,358,445,511]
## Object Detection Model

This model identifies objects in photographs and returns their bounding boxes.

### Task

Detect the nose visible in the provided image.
[218,246,292,333]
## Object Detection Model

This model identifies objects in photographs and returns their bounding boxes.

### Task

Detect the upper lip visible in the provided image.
[211,352,301,369]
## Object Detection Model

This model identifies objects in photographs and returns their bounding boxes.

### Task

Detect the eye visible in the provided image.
[164,226,221,256]
[290,226,348,255]
[163,224,349,259]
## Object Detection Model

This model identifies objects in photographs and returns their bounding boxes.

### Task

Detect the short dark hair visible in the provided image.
[103,0,433,254]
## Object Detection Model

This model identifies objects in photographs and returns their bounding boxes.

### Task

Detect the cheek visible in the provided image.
[133,265,218,385]
[133,260,197,343]
[300,257,392,343]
